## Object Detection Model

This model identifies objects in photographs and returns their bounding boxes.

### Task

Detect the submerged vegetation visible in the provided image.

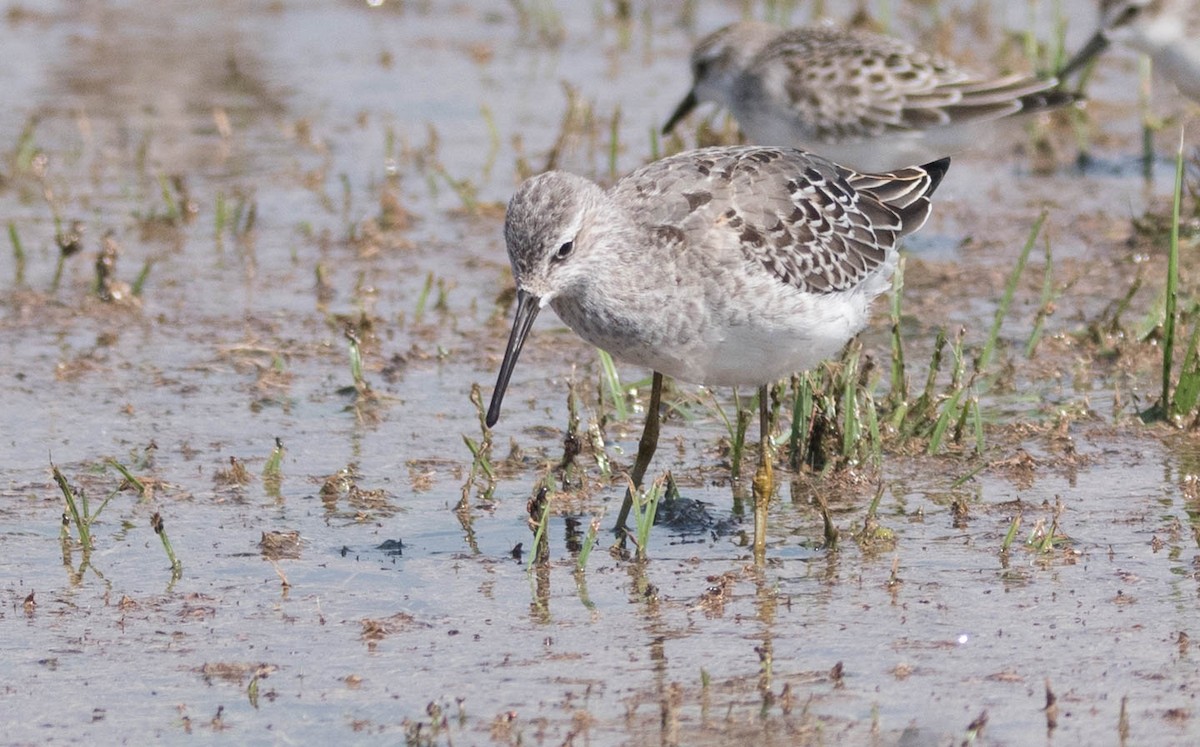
[5,1,1200,744]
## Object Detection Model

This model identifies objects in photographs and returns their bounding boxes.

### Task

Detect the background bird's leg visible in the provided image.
[752,383,774,560]
[613,371,664,534]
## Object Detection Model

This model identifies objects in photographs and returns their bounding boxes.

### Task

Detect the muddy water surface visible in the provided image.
[3,1,1200,745]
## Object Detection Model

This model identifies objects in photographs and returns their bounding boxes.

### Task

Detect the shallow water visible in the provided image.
[3,1,1200,744]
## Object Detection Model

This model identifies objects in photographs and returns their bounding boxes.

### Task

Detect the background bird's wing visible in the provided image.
[756,28,1062,139]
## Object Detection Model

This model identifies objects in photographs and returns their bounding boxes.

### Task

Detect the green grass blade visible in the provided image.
[131,258,154,297]
[731,399,750,480]
[1001,513,1022,553]
[632,477,664,560]
[1025,234,1055,357]
[927,388,965,455]
[889,257,908,409]
[263,438,285,480]
[1139,58,1156,179]
[971,396,985,455]
[576,517,599,570]
[414,271,434,323]
[1162,131,1185,419]
[152,512,182,573]
[106,459,147,498]
[864,387,881,464]
[597,349,628,421]
[1171,331,1200,418]
[52,463,91,549]
[789,374,813,469]
[980,210,1047,372]
[526,489,552,571]
[8,221,26,286]
[157,173,181,223]
[840,351,860,460]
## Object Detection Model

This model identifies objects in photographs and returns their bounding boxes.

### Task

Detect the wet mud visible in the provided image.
[3,1,1200,745]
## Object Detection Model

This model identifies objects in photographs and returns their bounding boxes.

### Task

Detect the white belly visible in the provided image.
[555,281,882,387]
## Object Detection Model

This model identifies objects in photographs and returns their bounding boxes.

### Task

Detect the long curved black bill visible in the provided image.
[661,89,698,135]
[1059,30,1110,79]
[486,289,541,428]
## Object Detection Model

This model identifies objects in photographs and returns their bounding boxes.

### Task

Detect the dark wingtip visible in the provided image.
[920,156,952,195]
[1019,87,1084,114]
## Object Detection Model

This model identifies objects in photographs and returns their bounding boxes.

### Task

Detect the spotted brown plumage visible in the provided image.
[662,21,1075,170]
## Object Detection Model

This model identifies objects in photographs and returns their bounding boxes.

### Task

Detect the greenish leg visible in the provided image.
[752,384,773,561]
[614,371,663,534]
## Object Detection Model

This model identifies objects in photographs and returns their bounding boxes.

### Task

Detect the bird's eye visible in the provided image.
[554,241,574,261]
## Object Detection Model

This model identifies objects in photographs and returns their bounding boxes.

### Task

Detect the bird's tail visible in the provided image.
[848,156,951,237]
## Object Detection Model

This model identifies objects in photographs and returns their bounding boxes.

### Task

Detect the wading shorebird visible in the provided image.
[486,145,949,555]
[1060,0,1200,101]
[663,21,1074,171]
